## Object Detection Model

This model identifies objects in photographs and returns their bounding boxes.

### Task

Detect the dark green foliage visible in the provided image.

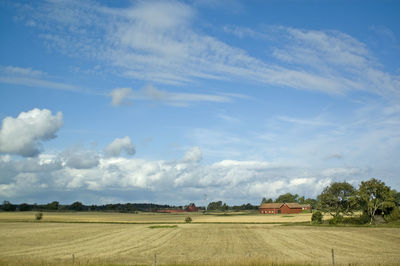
[46,201,59,210]
[275,193,299,203]
[207,201,228,211]
[35,212,43,220]
[185,216,192,223]
[328,215,343,224]
[384,206,400,222]
[358,178,395,224]
[304,198,318,209]
[392,190,400,206]
[70,201,84,211]
[231,203,258,211]
[19,203,32,211]
[311,211,323,224]
[317,182,358,218]
[1,200,16,211]
[261,197,273,204]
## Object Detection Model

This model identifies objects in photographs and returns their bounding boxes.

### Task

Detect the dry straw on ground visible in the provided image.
[0,212,399,265]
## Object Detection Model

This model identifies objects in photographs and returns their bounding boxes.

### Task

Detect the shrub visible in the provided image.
[328,215,343,224]
[384,206,400,222]
[185,216,192,223]
[341,214,369,225]
[35,212,43,220]
[311,211,323,224]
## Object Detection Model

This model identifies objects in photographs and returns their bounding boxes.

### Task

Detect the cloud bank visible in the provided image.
[0,148,340,205]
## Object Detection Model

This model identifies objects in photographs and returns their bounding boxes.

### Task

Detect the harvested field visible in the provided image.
[0,218,399,265]
[0,211,313,224]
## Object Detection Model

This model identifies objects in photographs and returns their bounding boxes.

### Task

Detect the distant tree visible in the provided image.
[261,197,273,204]
[46,201,59,211]
[317,182,358,218]
[207,201,223,211]
[1,201,16,211]
[19,203,31,211]
[304,198,318,209]
[358,178,395,224]
[275,193,299,203]
[298,196,305,204]
[70,201,84,211]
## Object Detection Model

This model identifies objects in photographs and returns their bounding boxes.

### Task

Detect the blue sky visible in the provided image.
[0,0,399,205]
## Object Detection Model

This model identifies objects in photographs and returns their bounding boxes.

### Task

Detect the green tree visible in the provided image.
[19,203,31,211]
[46,201,59,210]
[304,198,318,209]
[70,201,84,211]
[317,182,357,218]
[1,200,16,211]
[358,178,395,224]
[207,201,222,211]
[261,197,273,204]
[298,196,305,204]
[275,193,299,203]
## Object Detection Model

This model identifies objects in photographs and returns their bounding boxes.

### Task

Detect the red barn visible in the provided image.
[186,203,198,212]
[300,204,311,212]
[259,202,302,214]
[157,203,198,213]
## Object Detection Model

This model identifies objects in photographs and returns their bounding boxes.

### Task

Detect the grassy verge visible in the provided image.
[148,225,178,229]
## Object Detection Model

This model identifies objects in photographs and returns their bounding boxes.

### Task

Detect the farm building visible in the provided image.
[259,202,303,214]
[300,204,311,212]
[157,203,198,213]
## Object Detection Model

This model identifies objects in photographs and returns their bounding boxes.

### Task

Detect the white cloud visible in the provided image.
[0,65,99,95]
[0,109,63,157]
[114,85,236,107]
[104,136,136,157]
[182,146,202,163]
[109,88,133,106]
[4,66,46,77]
[61,148,99,169]
[0,143,398,204]
[14,2,400,100]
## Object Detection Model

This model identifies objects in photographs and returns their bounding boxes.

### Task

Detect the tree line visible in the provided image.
[0,201,173,213]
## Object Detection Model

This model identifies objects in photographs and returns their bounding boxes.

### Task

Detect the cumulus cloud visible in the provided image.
[0,147,395,205]
[109,88,133,106]
[182,146,202,163]
[104,136,136,157]
[0,109,63,157]
[61,148,99,169]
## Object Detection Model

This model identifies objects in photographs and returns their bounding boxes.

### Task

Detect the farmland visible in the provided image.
[0,212,399,265]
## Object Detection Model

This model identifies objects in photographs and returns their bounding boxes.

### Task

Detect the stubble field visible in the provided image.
[0,212,399,265]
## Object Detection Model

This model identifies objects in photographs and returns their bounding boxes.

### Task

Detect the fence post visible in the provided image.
[154,253,157,266]
[72,253,75,265]
[331,248,335,266]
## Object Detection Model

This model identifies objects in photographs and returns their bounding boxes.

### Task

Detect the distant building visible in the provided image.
[300,204,311,212]
[157,203,198,213]
[186,203,198,212]
[259,202,303,214]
